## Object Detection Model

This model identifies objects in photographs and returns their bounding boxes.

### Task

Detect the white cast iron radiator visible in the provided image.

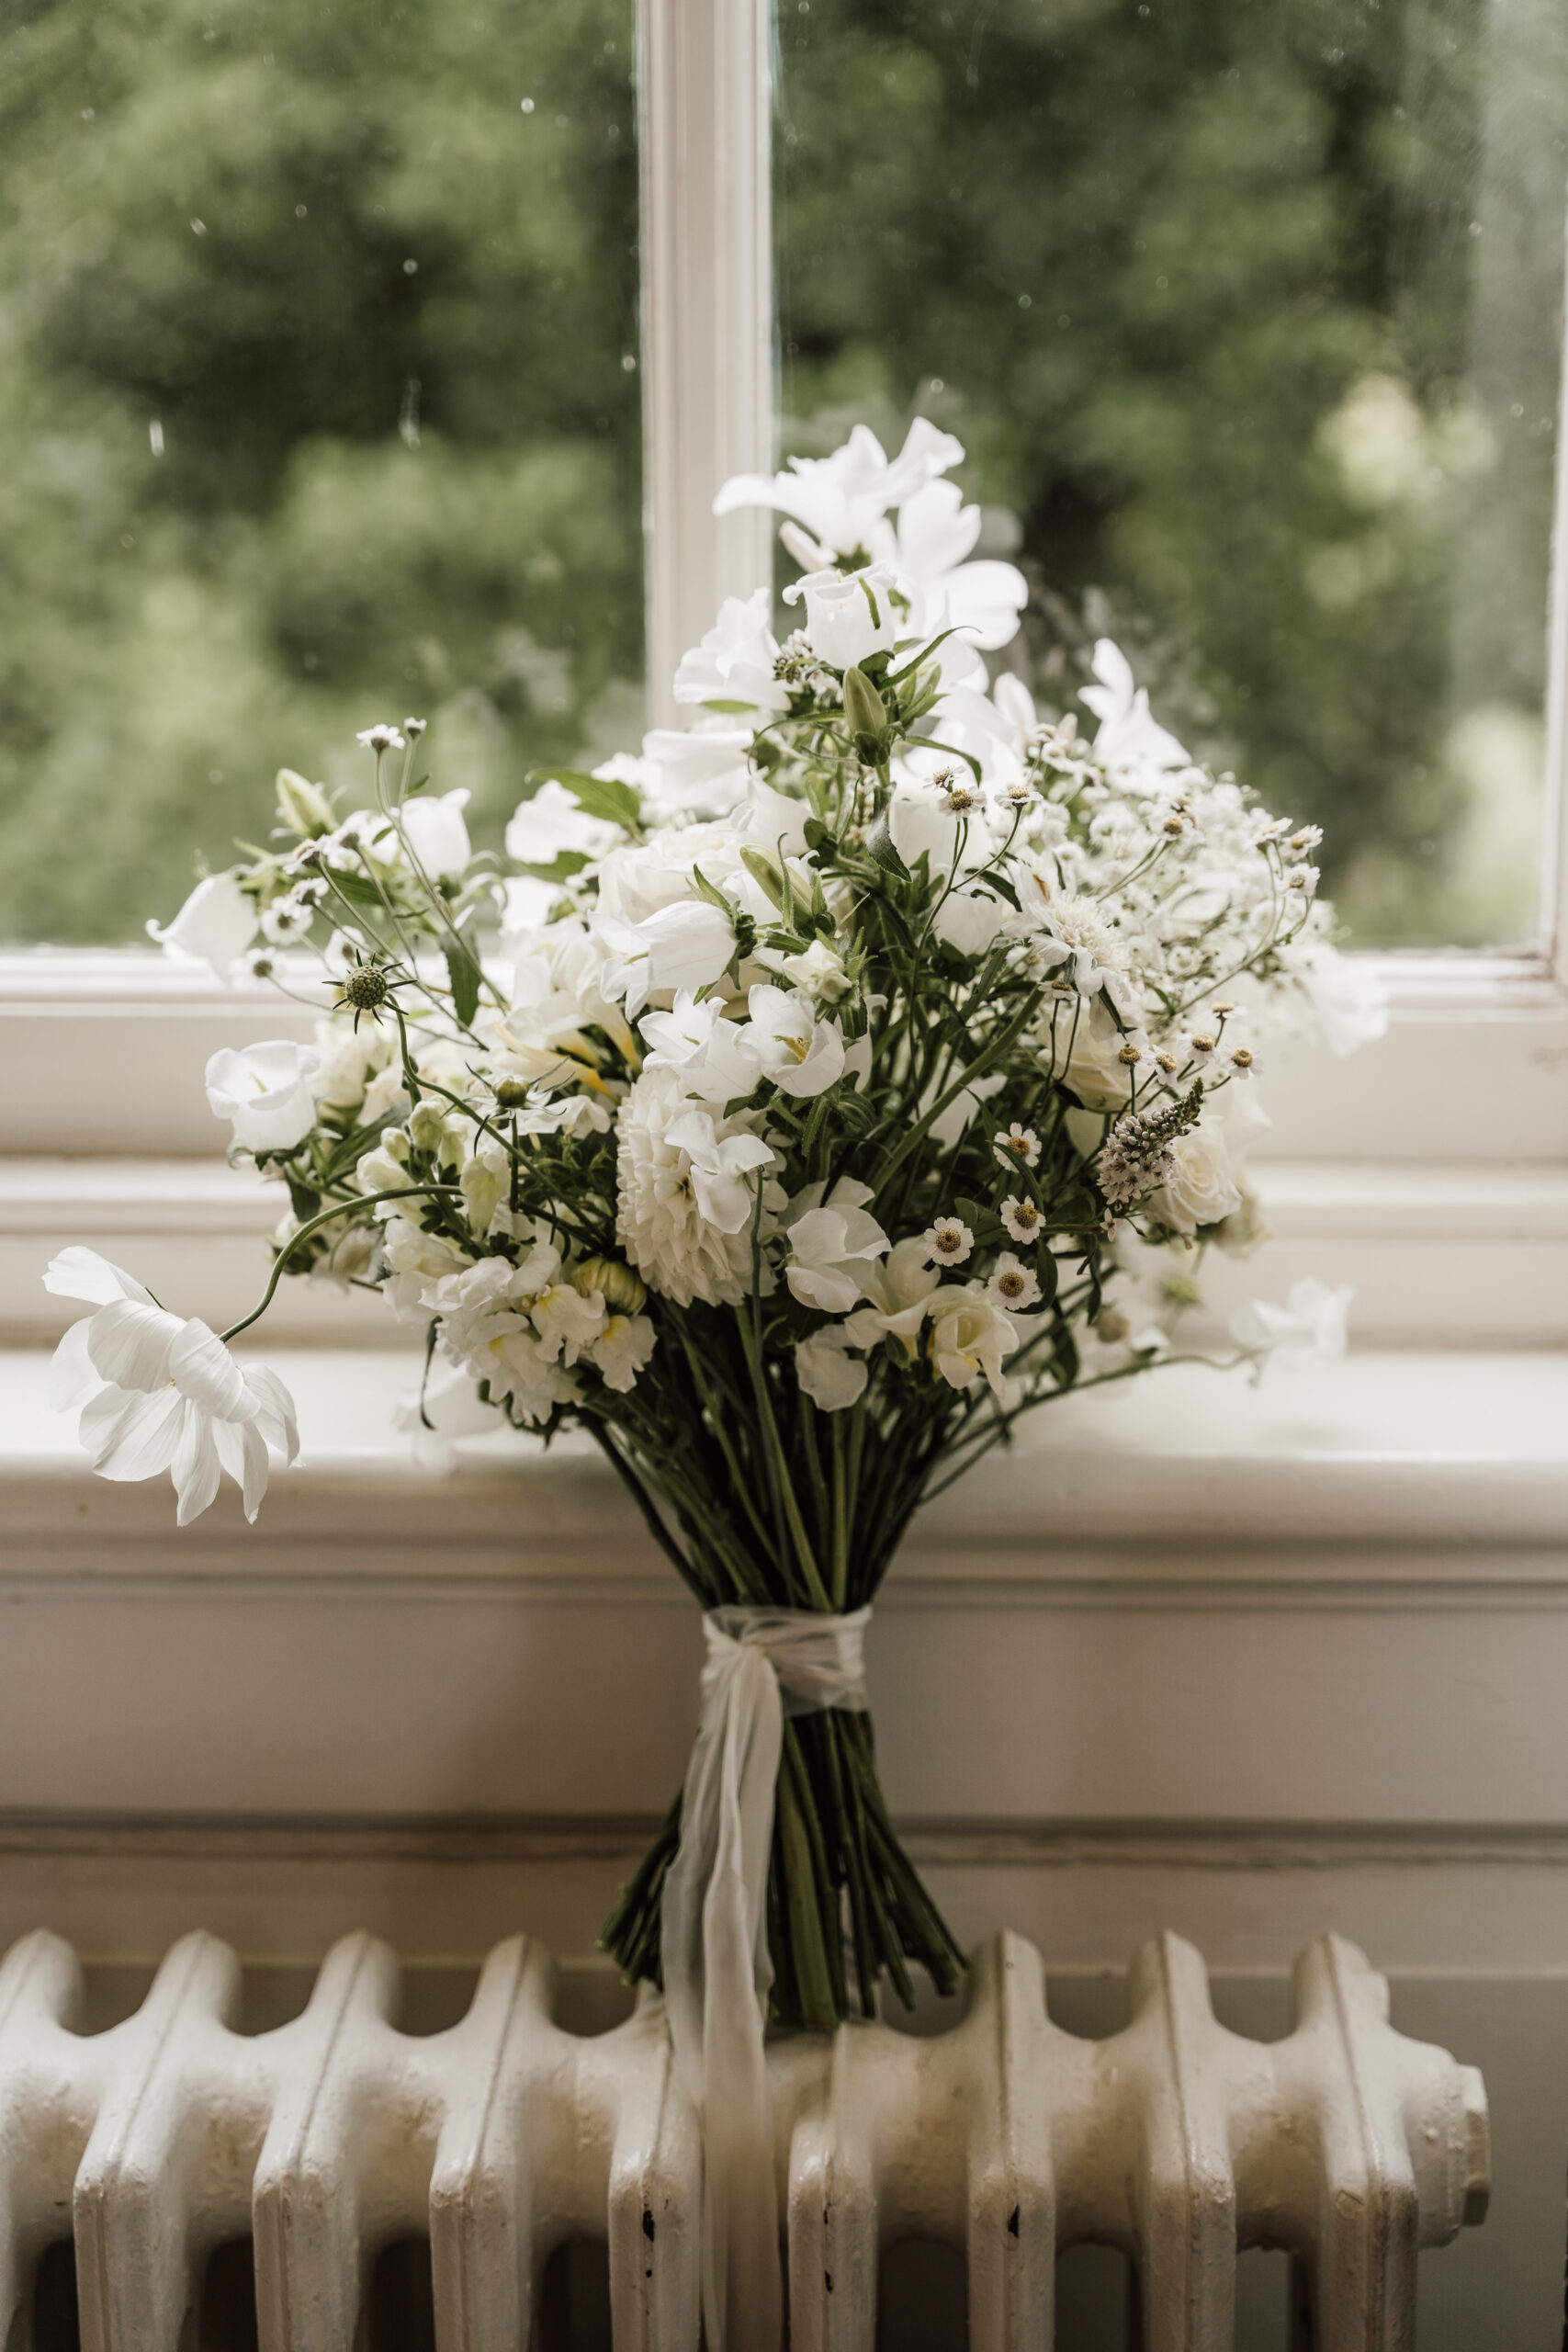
[0,1923,1486,2351]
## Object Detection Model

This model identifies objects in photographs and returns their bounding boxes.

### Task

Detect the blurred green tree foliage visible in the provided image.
[776,0,1567,944]
[0,0,642,942]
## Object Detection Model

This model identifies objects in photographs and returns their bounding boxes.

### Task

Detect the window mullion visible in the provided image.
[637,0,774,729]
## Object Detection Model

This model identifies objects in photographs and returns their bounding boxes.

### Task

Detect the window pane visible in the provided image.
[0,0,642,945]
[775,0,1567,947]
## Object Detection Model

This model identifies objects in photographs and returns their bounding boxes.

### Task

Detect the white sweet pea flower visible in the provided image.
[45,1248,299,1526]
[639,991,762,1103]
[638,724,754,819]
[595,900,737,1021]
[399,787,471,877]
[746,983,846,1098]
[1230,1279,1353,1369]
[505,779,623,867]
[776,939,851,1002]
[840,1237,942,1357]
[933,881,1012,957]
[782,564,900,671]
[673,587,788,716]
[781,1178,890,1313]
[927,1293,1023,1398]
[1079,639,1190,782]
[205,1040,322,1154]
[794,1325,869,1412]
[147,873,259,981]
[714,417,965,560]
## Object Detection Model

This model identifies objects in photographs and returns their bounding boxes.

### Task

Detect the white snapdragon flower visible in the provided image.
[380,1216,473,1322]
[589,1312,658,1394]
[506,779,624,867]
[1079,640,1190,782]
[746,984,847,1098]
[46,1249,299,1526]
[615,1064,782,1307]
[673,587,788,716]
[794,1325,869,1412]
[399,787,471,877]
[840,1237,942,1357]
[147,873,259,981]
[782,564,901,672]
[531,1278,609,1364]
[781,1178,890,1313]
[714,418,964,560]
[927,1293,1023,1398]
[1230,1279,1352,1369]
[205,1040,322,1154]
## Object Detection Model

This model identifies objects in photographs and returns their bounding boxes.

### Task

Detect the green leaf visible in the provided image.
[527,765,641,831]
[446,934,483,1026]
[1035,1250,1059,1306]
[517,851,590,883]
[702,697,760,715]
[689,864,735,915]
[322,865,389,907]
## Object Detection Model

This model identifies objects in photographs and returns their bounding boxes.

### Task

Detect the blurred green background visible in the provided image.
[778,0,1568,945]
[1,0,1563,945]
[0,0,643,944]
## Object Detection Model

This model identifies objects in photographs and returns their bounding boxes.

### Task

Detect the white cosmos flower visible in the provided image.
[928,1293,1023,1398]
[1230,1279,1353,1369]
[615,1064,782,1307]
[714,418,964,560]
[746,984,846,1098]
[147,873,259,980]
[205,1040,322,1154]
[398,787,471,877]
[781,1178,889,1313]
[794,1325,868,1412]
[673,587,788,716]
[782,564,900,671]
[1079,640,1190,782]
[45,1248,299,1526]
[505,780,623,867]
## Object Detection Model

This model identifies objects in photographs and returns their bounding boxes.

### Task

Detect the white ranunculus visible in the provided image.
[505,779,624,868]
[781,1179,889,1314]
[596,900,737,1022]
[1147,1119,1244,1236]
[746,984,846,1098]
[595,820,742,924]
[615,1064,782,1307]
[205,1040,322,1154]
[795,1326,869,1412]
[147,873,259,981]
[782,564,900,671]
[398,787,471,877]
[1230,1279,1352,1369]
[673,587,788,716]
[46,1248,299,1526]
[927,1293,1024,1398]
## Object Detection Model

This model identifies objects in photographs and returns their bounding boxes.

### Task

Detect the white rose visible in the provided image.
[205,1040,322,1154]
[1148,1121,1244,1236]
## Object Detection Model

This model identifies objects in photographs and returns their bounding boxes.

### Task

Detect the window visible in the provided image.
[3,0,1566,1174]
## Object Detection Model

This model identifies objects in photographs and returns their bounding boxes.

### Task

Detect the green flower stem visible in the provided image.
[778,1726,843,2031]
[218,1184,463,1343]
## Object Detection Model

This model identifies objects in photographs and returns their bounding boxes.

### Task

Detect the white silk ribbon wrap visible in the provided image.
[660,1604,872,2352]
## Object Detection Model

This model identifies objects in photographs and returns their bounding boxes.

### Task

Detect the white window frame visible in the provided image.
[2,0,1566,1175]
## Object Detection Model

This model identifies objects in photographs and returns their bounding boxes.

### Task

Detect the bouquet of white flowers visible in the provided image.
[50,418,1373,2081]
